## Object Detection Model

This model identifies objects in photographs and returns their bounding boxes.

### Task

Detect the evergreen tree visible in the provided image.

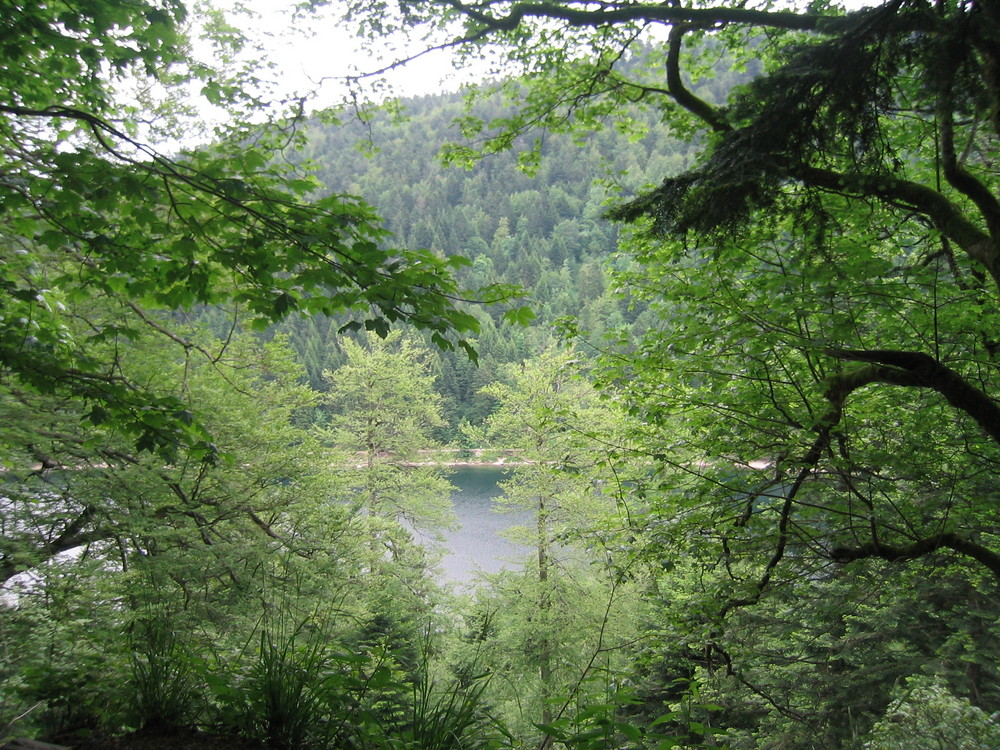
[322,333,457,559]
[474,350,641,744]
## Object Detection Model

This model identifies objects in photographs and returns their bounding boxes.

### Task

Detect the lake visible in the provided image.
[436,465,531,585]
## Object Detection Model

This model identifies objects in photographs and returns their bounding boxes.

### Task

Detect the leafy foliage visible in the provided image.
[463,351,646,742]
[10,0,1000,746]
[391,659,498,750]
[1,0,485,461]
[335,0,1000,744]
[862,675,1000,750]
[128,614,201,733]
[322,333,457,540]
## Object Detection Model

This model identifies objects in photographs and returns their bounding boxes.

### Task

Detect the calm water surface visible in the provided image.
[438,465,530,585]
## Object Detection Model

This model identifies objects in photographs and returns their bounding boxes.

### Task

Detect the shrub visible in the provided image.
[863,675,1000,750]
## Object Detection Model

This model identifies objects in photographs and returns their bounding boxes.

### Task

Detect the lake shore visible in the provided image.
[380,448,530,468]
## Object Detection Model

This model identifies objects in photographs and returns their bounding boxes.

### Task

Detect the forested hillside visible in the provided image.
[4,1,1000,749]
[272,78,704,429]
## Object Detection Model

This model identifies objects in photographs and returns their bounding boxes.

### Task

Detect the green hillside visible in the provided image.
[274,79,706,430]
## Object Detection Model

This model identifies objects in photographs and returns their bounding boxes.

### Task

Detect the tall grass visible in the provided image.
[128,616,200,732]
[223,617,338,750]
[211,612,399,749]
[124,598,510,750]
[391,668,503,750]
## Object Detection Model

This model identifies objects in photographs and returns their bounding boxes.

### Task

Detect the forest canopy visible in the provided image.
[330,0,1000,741]
[0,0,499,463]
[3,0,1000,748]
[346,0,1000,576]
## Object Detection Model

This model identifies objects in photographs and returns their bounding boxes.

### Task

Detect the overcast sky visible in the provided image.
[230,0,867,109]
[194,0,867,127]
[219,0,476,110]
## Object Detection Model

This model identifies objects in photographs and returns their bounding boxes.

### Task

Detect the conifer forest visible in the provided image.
[2,0,1000,748]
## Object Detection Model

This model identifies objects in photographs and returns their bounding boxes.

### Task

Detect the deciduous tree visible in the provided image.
[1,0,486,463]
[340,0,1000,604]
[476,350,640,744]
[337,0,1000,738]
[321,332,457,610]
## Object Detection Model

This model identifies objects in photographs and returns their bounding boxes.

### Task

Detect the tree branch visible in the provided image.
[720,345,1000,613]
[831,533,1000,579]
[443,1,914,36]
[719,367,856,616]
[936,31,1000,240]
[666,25,730,133]
[795,165,1000,288]
[0,506,112,583]
[825,349,1000,445]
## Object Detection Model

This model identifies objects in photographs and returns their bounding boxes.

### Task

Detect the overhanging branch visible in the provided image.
[937,62,1000,239]
[719,369,854,616]
[721,348,1000,613]
[0,506,111,584]
[796,165,1000,288]
[826,349,1000,445]
[667,25,730,133]
[831,533,1000,579]
[444,0,922,35]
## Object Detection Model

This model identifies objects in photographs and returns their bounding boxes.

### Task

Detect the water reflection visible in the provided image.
[438,465,530,585]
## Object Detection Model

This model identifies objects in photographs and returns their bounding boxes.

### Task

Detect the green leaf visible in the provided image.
[273,292,297,316]
[87,406,109,426]
[502,306,536,326]
[364,317,390,338]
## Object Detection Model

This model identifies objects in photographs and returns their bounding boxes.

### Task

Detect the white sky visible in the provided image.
[213,0,480,111]
[191,0,873,127]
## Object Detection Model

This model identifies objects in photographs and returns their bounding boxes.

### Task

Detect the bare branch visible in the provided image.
[666,25,730,132]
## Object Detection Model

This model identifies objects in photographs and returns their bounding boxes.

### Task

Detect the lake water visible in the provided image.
[436,465,531,585]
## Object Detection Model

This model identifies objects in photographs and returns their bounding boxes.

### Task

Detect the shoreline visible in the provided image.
[378,448,528,469]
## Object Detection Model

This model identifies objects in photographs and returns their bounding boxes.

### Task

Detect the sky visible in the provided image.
[220,0,871,112]
[191,0,872,130]
[215,0,480,111]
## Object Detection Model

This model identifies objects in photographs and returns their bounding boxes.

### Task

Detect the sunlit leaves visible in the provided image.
[501,305,536,326]
[320,332,457,541]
